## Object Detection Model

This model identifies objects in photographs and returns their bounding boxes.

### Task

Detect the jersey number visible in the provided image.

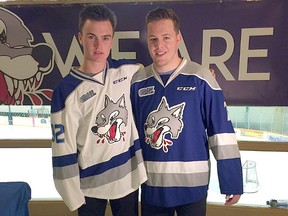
[51,124,65,143]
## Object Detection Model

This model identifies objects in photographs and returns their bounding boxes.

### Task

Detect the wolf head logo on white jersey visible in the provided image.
[91,94,128,144]
[144,97,185,153]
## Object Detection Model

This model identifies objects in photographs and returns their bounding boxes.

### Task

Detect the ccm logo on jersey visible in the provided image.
[113,76,127,84]
[138,86,155,97]
[177,86,196,91]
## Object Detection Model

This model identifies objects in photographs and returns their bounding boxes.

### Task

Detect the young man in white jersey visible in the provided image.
[51,4,147,216]
[130,8,243,216]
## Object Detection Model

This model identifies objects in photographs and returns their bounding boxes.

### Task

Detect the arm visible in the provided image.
[204,74,243,205]
[51,86,85,211]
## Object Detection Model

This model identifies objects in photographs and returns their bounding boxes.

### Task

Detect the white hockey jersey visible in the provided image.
[51,59,147,211]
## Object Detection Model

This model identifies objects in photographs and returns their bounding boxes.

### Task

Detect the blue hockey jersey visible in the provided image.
[130,58,243,207]
[51,59,147,211]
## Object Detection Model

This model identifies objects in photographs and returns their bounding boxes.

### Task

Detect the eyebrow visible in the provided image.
[162,33,171,37]
[149,33,171,38]
[86,33,113,38]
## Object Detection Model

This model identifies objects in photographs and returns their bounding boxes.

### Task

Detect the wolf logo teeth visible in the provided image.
[91,94,128,144]
[145,96,185,153]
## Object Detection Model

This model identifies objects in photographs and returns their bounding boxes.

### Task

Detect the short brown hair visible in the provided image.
[79,4,117,34]
[146,8,180,34]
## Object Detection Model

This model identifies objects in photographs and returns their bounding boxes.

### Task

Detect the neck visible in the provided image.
[79,60,106,75]
[154,57,182,73]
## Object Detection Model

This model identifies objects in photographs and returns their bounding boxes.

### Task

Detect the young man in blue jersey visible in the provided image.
[130,8,243,216]
[51,4,147,216]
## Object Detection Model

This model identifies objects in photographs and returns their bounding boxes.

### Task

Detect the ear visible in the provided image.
[158,97,168,111]
[171,102,185,118]
[78,32,83,45]
[117,94,126,108]
[176,31,182,45]
[109,36,114,50]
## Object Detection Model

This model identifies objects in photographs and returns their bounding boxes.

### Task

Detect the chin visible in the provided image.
[154,60,166,68]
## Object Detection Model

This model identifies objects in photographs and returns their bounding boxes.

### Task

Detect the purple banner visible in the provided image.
[1,0,287,106]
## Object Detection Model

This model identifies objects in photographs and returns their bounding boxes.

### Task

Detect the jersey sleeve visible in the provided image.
[51,85,85,211]
[204,75,243,195]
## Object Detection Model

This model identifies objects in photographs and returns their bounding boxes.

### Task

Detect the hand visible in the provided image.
[225,194,241,205]
[209,68,216,78]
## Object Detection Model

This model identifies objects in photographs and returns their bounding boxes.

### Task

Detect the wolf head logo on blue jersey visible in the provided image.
[144,97,185,153]
[91,94,128,144]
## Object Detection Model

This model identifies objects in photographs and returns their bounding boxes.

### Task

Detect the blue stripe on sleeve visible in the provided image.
[52,153,78,167]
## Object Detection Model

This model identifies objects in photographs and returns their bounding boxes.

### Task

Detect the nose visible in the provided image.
[91,126,98,134]
[154,39,163,49]
[93,38,99,47]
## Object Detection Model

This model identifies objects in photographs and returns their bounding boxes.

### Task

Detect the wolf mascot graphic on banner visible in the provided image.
[145,97,185,153]
[91,94,128,144]
[0,7,54,105]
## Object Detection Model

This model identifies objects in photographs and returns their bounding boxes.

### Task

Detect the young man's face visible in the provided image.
[147,19,181,72]
[78,19,113,65]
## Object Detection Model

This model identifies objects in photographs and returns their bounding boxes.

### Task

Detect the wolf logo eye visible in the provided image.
[157,117,169,127]
[109,111,119,122]
[100,114,106,123]
[145,97,185,153]
[151,116,155,125]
